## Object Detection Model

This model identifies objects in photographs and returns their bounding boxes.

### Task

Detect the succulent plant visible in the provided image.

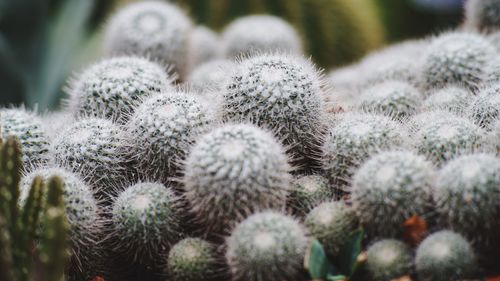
[222,53,327,169]
[109,182,182,263]
[167,238,219,281]
[420,32,495,92]
[322,112,408,192]
[104,1,193,78]
[304,201,359,258]
[415,231,476,281]
[465,0,500,32]
[357,80,422,119]
[366,239,412,281]
[492,119,500,154]
[187,59,235,94]
[287,175,335,217]
[183,124,291,235]
[0,108,50,168]
[221,15,302,58]
[352,151,435,238]
[187,26,219,73]
[67,56,173,123]
[226,211,308,281]
[467,82,500,130]
[126,92,213,183]
[422,86,472,114]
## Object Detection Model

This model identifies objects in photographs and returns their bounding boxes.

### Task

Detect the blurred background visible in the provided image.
[0,0,465,110]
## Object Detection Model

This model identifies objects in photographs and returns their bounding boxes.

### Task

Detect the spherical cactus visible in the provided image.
[126,92,213,182]
[0,108,50,167]
[366,239,412,281]
[433,154,500,246]
[40,111,76,142]
[422,86,472,114]
[183,124,291,235]
[357,80,423,119]
[53,118,129,197]
[221,15,302,58]
[67,56,172,123]
[352,151,435,238]
[222,54,327,169]
[104,1,192,77]
[110,182,182,263]
[287,175,335,217]
[187,26,219,73]
[322,112,408,192]
[304,201,359,258]
[411,113,487,165]
[492,119,500,153]
[226,211,308,281]
[167,238,218,281]
[420,32,495,92]
[415,231,476,281]
[187,59,235,94]
[465,0,500,32]
[361,58,420,89]
[327,64,361,103]
[467,82,500,129]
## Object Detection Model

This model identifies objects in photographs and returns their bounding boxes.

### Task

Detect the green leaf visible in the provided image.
[335,228,364,276]
[304,239,338,279]
[326,274,347,281]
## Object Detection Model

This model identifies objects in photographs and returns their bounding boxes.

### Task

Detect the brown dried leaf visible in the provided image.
[403,215,428,247]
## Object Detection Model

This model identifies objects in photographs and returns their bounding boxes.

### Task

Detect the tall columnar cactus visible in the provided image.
[420,32,495,92]
[0,108,51,168]
[465,0,500,32]
[467,82,500,130]
[422,86,472,115]
[366,239,412,281]
[287,175,334,217]
[352,151,435,238]
[67,56,173,123]
[104,1,193,78]
[0,136,70,281]
[183,124,291,235]
[226,211,308,281]
[322,112,408,192]
[167,238,219,281]
[222,54,327,170]
[126,92,214,182]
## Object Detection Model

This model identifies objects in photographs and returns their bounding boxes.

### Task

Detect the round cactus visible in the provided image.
[53,118,129,197]
[221,15,302,59]
[226,211,308,281]
[126,92,213,182]
[433,154,500,246]
[492,119,500,153]
[110,182,182,263]
[322,112,408,192]
[187,26,219,73]
[67,56,172,123]
[304,201,359,258]
[187,59,235,94]
[183,124,291,235]
[422,86,472,114]
[465,0,500,32]
[366,239,412,281]
[222,53,327,169]
[104,1,192,77]
[352,151,435,238]
[357,80,422,119]
[467,83,500,129]
[167,238,218,281]
[40,111,76,142]
[415,231,476,281]
[287,175,335,217]
[420,32,495,92]
[0,108,50,167]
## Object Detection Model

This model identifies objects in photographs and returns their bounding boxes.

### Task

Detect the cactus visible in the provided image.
[187,26,219,73]
[226,211,308,281]
[357,80,423,119]
[304,201,359,258]
[467,82,500,130]
[422,86,472,115]
[492,119,500,154]
[126,92,214,182]
[221,15,302,58]
[53,118,129,198]
[433,154,500,248]
[465,0,500,32]
[183,124,291,235]
[109,182,182,264]
[352,151,435,238]
[222,53,327,169]
[67,56,173,123]
[322,112,408,192]
[366,239,412,281]
[415,231,476,281]
[104,1,193,78]
[187,59,236,95]
[0,108,50,168]
[287,175,335,217]
[167,238,219,281]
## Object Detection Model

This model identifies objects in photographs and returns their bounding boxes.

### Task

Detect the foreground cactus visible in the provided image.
[422,86,472,114]
[167,238,219,281]
[287,175,334,217]
[366,239,412,281]
[468,82,500,129]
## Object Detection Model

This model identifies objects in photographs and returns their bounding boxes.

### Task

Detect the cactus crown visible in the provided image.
[366,239,412,281]
[422,86,472,114]
[167,237,218,281]
[467,82,500,129]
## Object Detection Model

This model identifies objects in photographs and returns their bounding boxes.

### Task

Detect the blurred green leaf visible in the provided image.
[305,239,338,279]
[335,228,364,276]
